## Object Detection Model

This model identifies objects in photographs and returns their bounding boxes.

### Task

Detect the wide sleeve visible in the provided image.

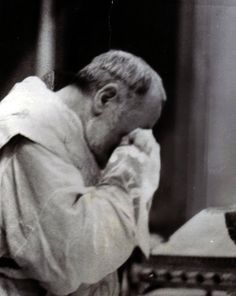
[1,138,156,295]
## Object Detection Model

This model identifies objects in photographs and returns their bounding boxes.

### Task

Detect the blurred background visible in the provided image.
[0,0,236,239]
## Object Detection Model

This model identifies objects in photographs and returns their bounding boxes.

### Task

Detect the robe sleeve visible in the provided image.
[1,137,158,295]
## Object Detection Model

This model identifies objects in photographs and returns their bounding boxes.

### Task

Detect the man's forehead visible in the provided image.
[145,77,164,105]
[141,78,165,126]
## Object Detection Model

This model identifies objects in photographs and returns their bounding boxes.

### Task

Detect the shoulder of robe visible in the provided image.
[0,76,84,163]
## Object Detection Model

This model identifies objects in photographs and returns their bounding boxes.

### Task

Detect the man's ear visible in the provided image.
[93,83,119,115]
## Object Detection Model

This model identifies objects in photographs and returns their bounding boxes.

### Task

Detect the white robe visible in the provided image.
[0,77,155,295]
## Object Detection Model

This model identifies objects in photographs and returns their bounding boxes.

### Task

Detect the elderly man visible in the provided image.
[0,50,166,295]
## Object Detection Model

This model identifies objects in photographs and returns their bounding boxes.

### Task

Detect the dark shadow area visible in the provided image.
[0,0,41,98]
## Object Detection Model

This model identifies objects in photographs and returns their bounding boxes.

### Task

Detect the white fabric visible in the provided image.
[0,77,158,295]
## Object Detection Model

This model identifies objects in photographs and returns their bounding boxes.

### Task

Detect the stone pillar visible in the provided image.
[36,0,55,77]
[204,1,236,208]
[175,0,236,218]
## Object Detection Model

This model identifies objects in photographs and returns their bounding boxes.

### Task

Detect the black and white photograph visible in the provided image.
[0,1,236,295]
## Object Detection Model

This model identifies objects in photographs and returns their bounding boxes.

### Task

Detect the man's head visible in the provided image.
[73,50,166,167]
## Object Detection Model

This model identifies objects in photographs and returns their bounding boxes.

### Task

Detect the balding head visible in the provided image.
[75,50,165,100]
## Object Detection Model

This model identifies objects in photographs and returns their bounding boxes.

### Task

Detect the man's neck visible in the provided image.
[56,84,91,127]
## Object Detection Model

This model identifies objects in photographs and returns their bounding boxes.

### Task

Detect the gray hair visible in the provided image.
[74,50,159,96]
